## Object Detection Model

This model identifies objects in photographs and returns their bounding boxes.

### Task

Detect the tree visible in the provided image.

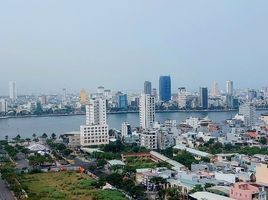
[259,137,267,145]
[25,138,31,145]
[5,135,8,141]
[165,188,183,200]
[51,133,57,140]
[189,185,204,194]
[174,151,198,169]
[13,134,21,142]
[41,133,48,139]
[32,133,37,139]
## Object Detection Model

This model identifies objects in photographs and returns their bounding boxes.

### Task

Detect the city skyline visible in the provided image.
[1,1,268,94]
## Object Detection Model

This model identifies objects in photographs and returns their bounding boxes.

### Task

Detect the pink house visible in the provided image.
[230,182,264,200]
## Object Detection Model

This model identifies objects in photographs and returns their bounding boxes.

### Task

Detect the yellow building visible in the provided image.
[256,163,268,186]
[80,89,88,104]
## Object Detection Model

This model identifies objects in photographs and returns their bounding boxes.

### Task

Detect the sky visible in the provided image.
[0,0,268,95]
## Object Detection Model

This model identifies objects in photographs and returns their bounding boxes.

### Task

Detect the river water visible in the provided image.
[0,111,265,139]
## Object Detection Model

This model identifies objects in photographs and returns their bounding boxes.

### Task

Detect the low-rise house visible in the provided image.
[189,191,235,200]
[230,182,267,200]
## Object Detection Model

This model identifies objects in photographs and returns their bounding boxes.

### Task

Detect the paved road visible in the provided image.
[0,178,15,200]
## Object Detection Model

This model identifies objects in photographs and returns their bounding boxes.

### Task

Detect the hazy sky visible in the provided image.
[0,0,268,95]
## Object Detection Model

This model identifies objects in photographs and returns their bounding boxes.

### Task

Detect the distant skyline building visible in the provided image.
[9,81,17,100]
[239,102,256,127]
[144,81,152,95]
[80,98,109,146]
[159,75,171,102]
[152,88,157,98]
[80,89,88,104]
[199,87,208,109]
[117,94,128,109]
[139,94,155,129]
[226,80,234,95]
[210,80,219,97]
[178,87,187,109]
[0,99,8,113]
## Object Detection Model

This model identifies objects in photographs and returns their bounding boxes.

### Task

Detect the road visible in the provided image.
[0,178,15,200]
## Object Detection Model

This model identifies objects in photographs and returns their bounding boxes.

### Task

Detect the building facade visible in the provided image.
[239,102,256,127]
[9,81,17,100]
[80,98,109,146]
[144,81,152,95]
[199,87,208,109]
[178,87,187,109]
[139,94,155,129]
[159,76,171,102]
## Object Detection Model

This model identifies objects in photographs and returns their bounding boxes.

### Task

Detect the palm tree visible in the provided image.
[25,138,31,145]
[51,133,56,140]
[5,135,8,141]
[41,133,48,139]
[32,133,37,139]
[13,134,21,142]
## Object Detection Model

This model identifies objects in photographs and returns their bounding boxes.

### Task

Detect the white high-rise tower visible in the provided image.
[139,94,155,129]
[239,102,256,127]
[178,87,187,109]
[80,98,109,146]
[9,81,17,100]
[226,80,234,95]
[210,81,219,97]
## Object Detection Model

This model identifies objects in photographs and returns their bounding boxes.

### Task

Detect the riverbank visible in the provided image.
[0,109,239,119]
[2,108,268,120]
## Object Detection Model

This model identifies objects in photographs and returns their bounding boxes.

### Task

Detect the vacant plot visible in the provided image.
[125,157,157,169]
[19,171,126,200]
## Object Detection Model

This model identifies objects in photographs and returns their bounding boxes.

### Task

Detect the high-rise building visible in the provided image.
[178,87,187,109]
[80,98,109,146]
[117,94,128,109]
[62,88,67,103]
[199,87,208,109]
[210,81,219,97]
[239,102,256,127]
[85,98,107,125]
[226,80,234,95]
[144,81,152,95]
[80,89,88,104]
[121,122,132,139]
[97,86,105,95]
[139,94,155,129]
[0,99,8,113]
[38,95,47,105]
[159,76,171,102]
[9,81,17,100]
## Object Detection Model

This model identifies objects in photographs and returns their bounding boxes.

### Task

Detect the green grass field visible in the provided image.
[19,171,126,200]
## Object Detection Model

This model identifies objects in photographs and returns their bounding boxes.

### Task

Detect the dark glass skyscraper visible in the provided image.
[199,87,208,109]
[144,81,152,95]
[159,76,171,102]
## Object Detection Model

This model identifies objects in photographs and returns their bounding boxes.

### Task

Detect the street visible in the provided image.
[0,178,15,200]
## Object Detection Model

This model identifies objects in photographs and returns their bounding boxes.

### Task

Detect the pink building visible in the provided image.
[230,182,266,200]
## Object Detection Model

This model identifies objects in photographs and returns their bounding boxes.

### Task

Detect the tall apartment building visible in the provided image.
[178,87,187,109]
[159,76,171,102]
[144,81,152,95]
[9,81,17,100]
[121,122,132,139]
[0,99,8,113]
[80,98,109,146]
[239,102,256,127]
[210,81,219,97]
[226,80,234,95]
[199,87,208,109]
[139,94,155,129]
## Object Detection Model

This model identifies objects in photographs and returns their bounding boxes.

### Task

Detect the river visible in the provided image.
[0,111,265,139]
